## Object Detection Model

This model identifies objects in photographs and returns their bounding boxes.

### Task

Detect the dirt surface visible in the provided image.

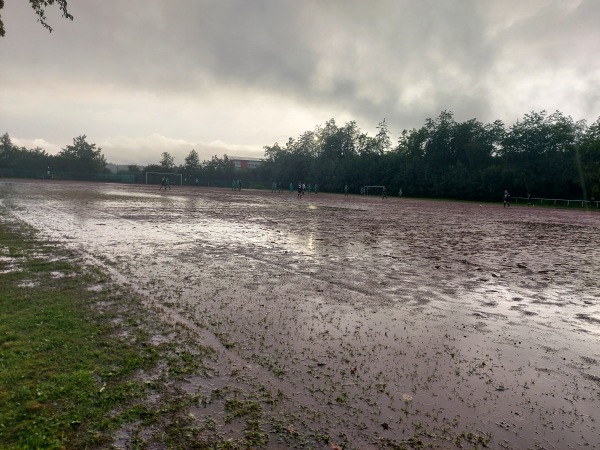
[2,179,600,449]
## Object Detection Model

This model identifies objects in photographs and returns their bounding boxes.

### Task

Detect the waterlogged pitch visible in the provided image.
[2,179,600,449]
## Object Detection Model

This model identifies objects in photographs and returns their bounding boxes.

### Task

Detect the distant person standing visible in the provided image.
[344,184,349,196]
[398,188,402,197]
[289,182,294,193]
[297,182,303,199]
[159,176,166,190]
[382,186,387,199]
[527,193,533,206]
[503,190,510,208]
[195,178,199,187]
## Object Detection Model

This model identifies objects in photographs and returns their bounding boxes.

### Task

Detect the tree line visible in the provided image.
[143,151,239,186]
[0,134,107,177]
[0,134,246,186]
[2,109,599,201]
[256,110,600,201]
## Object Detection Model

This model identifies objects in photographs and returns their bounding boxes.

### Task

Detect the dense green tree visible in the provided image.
[423,111,457,171]
[501,110,581,197]
[375,119,392,155]
[201,155,234,181]
[19,147,51,172]
[263,142,284,164]
[0,133,16,166]
[143,163,163,174]
[159,152,175,171]
[55,135,106,173]
[219,154,235,180]
[577,118,600,199]
[184,149,201,173]
[0,133,53,175]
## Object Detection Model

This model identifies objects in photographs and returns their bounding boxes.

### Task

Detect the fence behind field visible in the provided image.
[513,197,599,209]
[0,168,135,183]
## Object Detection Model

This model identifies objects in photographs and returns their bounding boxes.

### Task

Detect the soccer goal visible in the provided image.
[145,172,183,185]
[363,185,387,196]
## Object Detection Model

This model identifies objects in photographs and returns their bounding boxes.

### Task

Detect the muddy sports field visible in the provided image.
[1,179,599,449]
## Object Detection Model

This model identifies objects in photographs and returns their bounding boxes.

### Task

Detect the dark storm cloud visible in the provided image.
[158,0,500,129]
[3,0,498,122]
[2,0,598,164]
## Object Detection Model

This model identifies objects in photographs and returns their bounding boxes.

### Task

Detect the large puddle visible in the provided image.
[2,180,599,448]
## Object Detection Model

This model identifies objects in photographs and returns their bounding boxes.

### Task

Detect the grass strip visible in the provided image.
[0,220,162,449]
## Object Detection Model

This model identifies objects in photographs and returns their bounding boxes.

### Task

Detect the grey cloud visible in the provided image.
[2,0,598,160]
[5,1,497,117]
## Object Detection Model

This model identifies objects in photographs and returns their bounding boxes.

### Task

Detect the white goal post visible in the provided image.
[363,185,386,195]
[145,172,183,185]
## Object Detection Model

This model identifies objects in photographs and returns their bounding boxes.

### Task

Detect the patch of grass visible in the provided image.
[0,221,163,449]
[251,353,287,377]
[224,398,261,422]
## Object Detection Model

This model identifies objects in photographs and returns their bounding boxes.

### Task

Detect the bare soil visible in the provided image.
[2,179,599,449]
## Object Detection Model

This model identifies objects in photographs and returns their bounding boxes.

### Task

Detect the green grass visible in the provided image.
[0,223,163,448]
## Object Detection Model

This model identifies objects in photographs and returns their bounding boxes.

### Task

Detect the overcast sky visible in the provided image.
[1,0,599,165]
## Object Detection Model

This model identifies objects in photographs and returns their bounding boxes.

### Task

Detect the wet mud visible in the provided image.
[2,179,599,448]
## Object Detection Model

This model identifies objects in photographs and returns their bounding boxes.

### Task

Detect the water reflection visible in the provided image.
[306,231,315,253]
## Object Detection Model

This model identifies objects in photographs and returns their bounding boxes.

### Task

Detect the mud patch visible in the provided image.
[3,179,600,449]
[86,284,105,292]
[575,313,600,325]
[581,356,599,365]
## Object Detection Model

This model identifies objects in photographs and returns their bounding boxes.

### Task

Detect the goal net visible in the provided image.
[145,172,183,185]
[363,185,387,196]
